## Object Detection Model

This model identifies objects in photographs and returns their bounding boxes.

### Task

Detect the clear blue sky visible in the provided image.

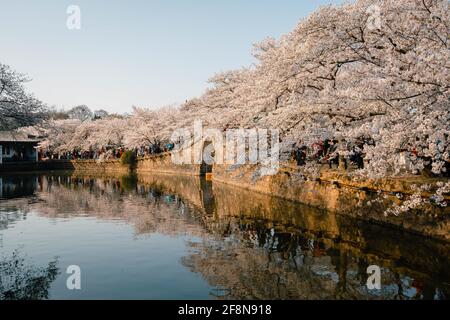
[0,0,344,114]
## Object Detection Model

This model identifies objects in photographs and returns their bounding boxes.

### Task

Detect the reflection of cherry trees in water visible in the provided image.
[0,251,59,300]
[3,173,448,300]
[182,220,449,300]
[32,174,210,238]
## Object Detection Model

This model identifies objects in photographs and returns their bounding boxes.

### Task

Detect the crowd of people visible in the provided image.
[37,136,449,177]
[39,142,175,161]
[293,139,367,170]
[292,138,449,177]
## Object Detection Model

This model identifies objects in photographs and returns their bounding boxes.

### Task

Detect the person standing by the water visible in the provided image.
[328,140,339,169]
[295,145,307,166]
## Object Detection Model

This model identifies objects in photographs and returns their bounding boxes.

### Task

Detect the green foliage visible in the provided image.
[120,173,138,191]
[120,150,136,166]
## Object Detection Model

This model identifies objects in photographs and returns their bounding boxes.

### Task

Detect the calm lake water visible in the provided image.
[0,172,448,300]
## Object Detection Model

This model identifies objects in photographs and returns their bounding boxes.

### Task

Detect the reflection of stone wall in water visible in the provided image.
[2,173,449,299]
[134,154,450,241]
[180,217,449,299]
[11,153,448,241]
[137,173,205,210]
[28,174,209,238]
[210,183,450,275]
[212,163,450,242]
[193,181,449,299]
[92,172,450,299]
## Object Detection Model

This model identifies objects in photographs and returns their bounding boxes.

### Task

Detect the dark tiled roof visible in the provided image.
[0,131,41,143]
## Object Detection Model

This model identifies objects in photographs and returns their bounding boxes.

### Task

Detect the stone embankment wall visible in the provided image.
[2,153,448,241]
[0,154,201,175]
[132,154,449,241]
[212,162,450,241]
[68,159,129,172]
[136,153,201,175]
[0,159,128,173]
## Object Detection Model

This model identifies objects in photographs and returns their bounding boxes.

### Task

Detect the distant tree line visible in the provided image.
[48,105,110,122]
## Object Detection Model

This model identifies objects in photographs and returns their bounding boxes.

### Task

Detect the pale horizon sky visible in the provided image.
[0,0,344,114]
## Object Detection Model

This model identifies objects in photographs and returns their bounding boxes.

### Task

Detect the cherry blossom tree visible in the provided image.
[0,63,46,130]
[38,119,82,154]
[39,0,449,184]
[124,105,182,150]
[179,0,449,179]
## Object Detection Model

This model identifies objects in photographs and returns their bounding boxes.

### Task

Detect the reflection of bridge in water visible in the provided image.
[1,171,449,299]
